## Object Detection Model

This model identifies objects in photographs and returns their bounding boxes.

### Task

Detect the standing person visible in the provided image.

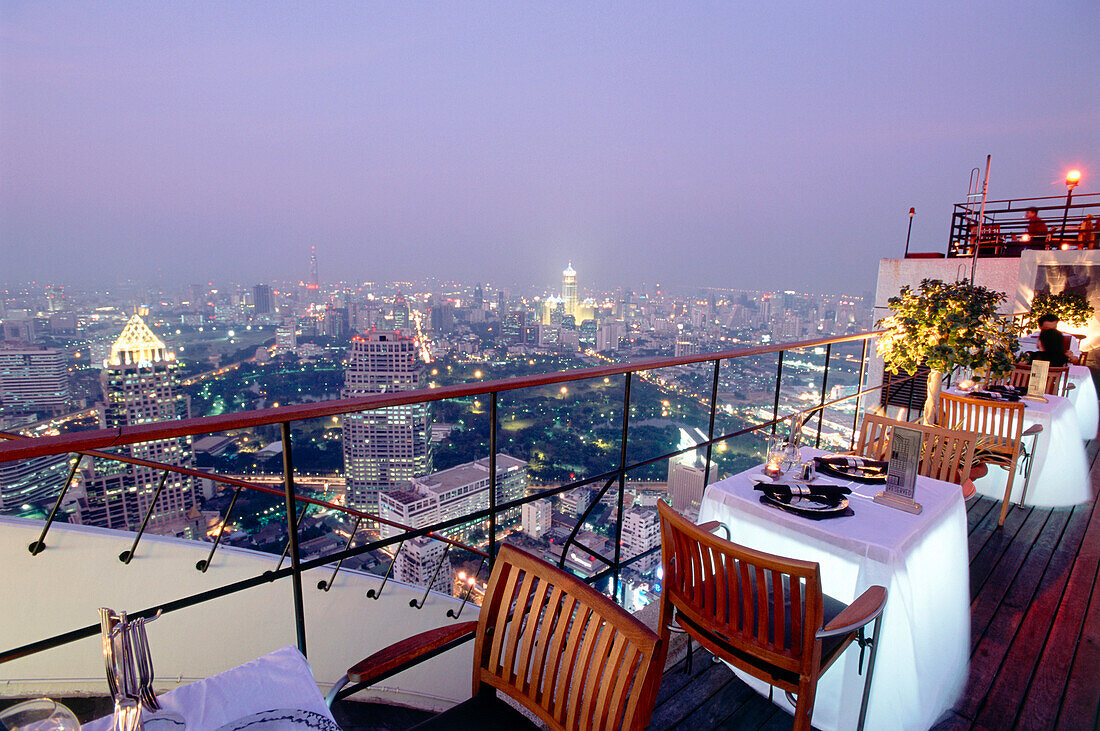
[1078,215,1096,249]
[1024,207,1049,248]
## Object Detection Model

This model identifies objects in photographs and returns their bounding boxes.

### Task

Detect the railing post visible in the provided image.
[488,392,498,563]
[318,516,361,591]
[613,373,632,602]
[280,422,308,657]
[28,454,82,555]
[119,470,170,563]
[815,344,832,449]
[196,486,241,572]
[366,540,403,599]
[851,339,869,451]
[703,358,721,488]
[771,351,784,435]
[410,544,451,609]
[447,556,486,619]
[274,503,311,571]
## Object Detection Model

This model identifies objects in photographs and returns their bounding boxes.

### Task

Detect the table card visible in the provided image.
[1025,359,1050,402]
[873,425,924,514]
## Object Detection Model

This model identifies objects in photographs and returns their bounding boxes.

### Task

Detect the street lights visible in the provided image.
[903,207,916,257]
[1060,169,1081,247]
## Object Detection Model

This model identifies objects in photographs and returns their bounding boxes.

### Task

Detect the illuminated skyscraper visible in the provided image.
[392,292,411,331]
[75,315,198,533]
[307,245,319,291]
[562,262,578,319]
[341,331,430,509]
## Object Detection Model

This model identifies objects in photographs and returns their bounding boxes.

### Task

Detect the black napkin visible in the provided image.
[754,482,851,499]
[814,456,887,472]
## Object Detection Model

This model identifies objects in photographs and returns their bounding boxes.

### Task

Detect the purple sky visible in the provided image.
[2,2,1098,294]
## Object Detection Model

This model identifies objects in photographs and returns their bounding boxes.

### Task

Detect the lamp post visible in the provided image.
[1061,169,1081,248]
[903,207,916,257]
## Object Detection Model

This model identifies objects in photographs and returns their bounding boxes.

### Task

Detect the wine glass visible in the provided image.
[0,698,80,731]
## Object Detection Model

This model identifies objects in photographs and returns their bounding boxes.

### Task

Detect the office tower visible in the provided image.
[75,315,198,533]
[0,348,70,416]
[393,536,452,593]
[562,262,578,319]
[392,293,411,331]
[252,284,273,315]
[473,284,484,308]
[323,306,349,338]
[430,303,455,333]
[274,326,297,355]
[307,245,319,291]
[522,498,552,539]
[667,458,717,520]
[501,310,527,345]
[597,322,624,353]
[341,331,429,509]
[620,505,660,572]
[674,335,698,357]
[0,453,72,512]
[377,454,527,542]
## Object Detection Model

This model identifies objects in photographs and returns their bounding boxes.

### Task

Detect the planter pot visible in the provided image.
[923,369,943,425]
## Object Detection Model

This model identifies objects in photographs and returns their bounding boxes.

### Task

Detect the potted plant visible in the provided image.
[1024,291,1094,330]
[877,278,1018,422]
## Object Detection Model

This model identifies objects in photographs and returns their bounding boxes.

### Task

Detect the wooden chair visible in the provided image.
[853,414,978,488]
[656,502,887,731]
[327,543,665,730]
[997,364,1071,396]
[937,393,1033,527]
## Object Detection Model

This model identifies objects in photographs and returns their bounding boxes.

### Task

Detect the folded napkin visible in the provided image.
[754,482,851,499]
[815,456,887,471]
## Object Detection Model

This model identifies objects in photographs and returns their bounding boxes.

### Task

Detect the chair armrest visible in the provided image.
[697,520,731,540]
[1022,424,1043,437]
[347,621,478,686]
[817,586,887,638]
[1066,383,1076,391]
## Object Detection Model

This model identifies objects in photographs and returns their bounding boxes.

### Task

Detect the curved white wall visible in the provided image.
[0,517,475,711]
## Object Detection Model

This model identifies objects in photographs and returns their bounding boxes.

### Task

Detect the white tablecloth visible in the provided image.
[950,390,1092,507]
[84,646,339,730]
[698,449,969,731]
[1067,365,1098,440]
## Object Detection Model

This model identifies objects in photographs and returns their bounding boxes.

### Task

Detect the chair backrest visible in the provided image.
[656,501,824,682]
[1000,364,1069,395]
[854,414,978,485]
[473,543,663,731]
[937,393,1025,453]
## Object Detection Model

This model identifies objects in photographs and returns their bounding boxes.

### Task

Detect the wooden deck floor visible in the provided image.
[644,440,1100,731]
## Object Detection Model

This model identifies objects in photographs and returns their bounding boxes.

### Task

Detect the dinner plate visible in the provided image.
[759,490,851,519]
[814,458,887,484]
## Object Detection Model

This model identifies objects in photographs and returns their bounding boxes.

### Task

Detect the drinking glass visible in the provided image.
[0,699,80,731]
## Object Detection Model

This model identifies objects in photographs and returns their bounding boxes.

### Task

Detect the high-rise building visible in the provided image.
[561,262,578,319]
[307,245,319,291]
[0,452,73,512]
[392,293,411,331]
[667,458,717,520]
[74,315,198,533]
[473,284,484,308]
[378,454,527,543]
[621,506,660,573]
[393,536,452,594]
[522,498,552,539]
[501,310,528,345]
[252,284,272,315]
[341,332,429,509]
[274,326,297,355]
[0,348,70,416]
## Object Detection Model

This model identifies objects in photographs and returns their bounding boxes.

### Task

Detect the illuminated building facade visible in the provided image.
[341,331,429,509]
[0,348,70,416]
[562,262,578,319]
[75,315,197,533]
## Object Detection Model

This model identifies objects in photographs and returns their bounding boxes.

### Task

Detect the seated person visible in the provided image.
[1029,327,1073,367]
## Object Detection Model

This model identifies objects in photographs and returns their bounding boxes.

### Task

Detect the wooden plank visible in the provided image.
[649,656,737,731]
[966,496,996,535]
[670,665,757,730]
[967,501,1043,602]
[653,647,715,708]
[958,507,1072,721]
[1055,507,1100,728]
[929,709,971,730]
[970,503,1090,728]
[1014,476,1100,728]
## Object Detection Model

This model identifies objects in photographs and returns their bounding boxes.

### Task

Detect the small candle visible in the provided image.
[764,459,782,478]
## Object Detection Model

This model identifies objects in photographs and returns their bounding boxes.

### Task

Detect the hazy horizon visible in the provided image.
[3,2,1098,292]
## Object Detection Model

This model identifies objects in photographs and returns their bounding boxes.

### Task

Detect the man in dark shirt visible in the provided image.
[1025,207,1048,248]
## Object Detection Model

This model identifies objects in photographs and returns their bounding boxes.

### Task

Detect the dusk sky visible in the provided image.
[2,2,1098,294]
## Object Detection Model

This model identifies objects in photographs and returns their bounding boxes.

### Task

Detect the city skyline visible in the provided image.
[3,3,1097,292]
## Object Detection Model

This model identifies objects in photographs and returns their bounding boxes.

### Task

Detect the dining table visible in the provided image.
[1066,364,1098,440]
[946,388,1091,507]
[698,447,969,731]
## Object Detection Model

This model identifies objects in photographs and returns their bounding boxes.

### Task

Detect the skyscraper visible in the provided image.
[392,292,411,331]
[252,284,272,315]
[0,348,70,416]
[341,331,429,509]
[562,262,578,319]
[75,315,198,533]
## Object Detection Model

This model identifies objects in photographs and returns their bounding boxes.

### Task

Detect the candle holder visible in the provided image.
[764,434,787,478]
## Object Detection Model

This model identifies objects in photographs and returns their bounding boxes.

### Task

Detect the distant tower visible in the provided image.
[562,262,578,319]
[392,292,411,331]
[75,315,197,533]
[341,331,430,509]
[252,284,272,315]
[307,246,319,291]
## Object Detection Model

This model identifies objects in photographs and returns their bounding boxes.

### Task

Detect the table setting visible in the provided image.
[699,439,969,731]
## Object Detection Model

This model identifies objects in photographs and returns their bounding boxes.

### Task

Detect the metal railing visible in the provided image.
[0,329,916,670]
[946,192,1099,258]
